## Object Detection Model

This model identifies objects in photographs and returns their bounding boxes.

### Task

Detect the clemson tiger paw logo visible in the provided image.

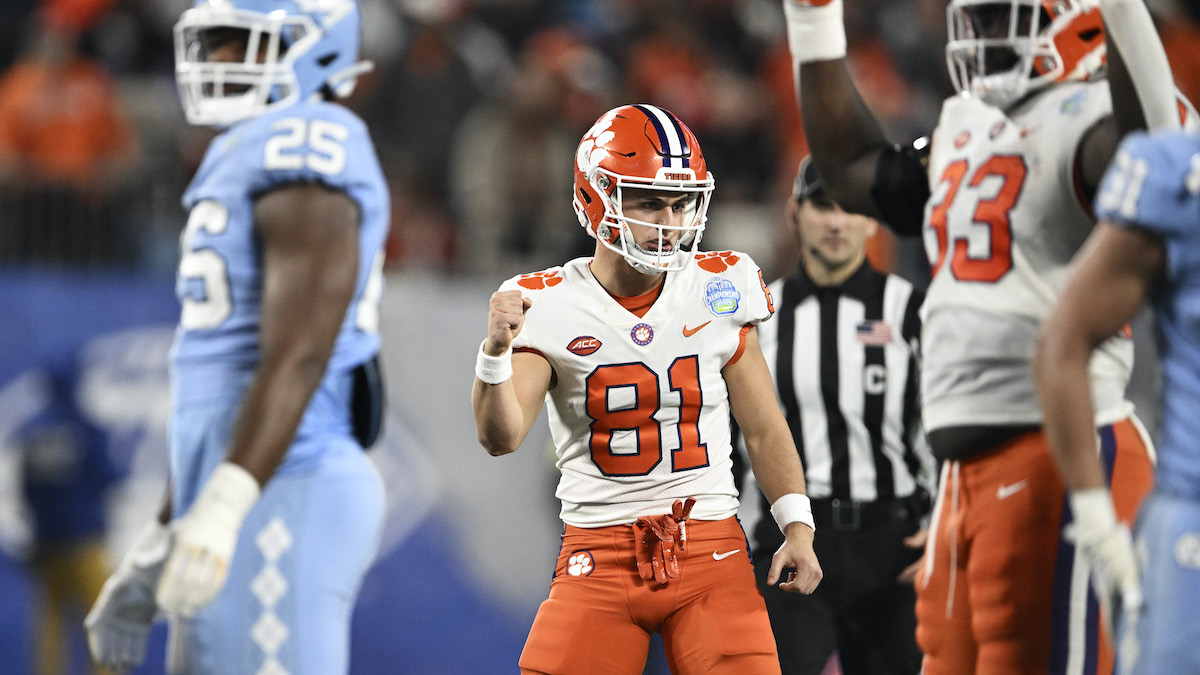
[567,551,594,577]
[696,251,740,273]
[517,271,563,290]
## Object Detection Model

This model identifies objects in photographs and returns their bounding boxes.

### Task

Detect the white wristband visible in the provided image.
[783,0,847,65]
[1069,487,1118,542]
[475,340,513,385]
[185,462,260,539]
[771,493,816,533]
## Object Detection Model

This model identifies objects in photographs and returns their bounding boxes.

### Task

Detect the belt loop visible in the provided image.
[830,498,861,531]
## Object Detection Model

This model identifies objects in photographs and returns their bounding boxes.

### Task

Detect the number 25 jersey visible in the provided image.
[501,252,774,528]
[170,100,389,439]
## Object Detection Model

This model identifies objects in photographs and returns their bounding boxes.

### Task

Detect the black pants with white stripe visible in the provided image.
[752,511,923,675]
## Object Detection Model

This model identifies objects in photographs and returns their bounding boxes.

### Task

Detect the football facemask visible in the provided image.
[174,0,368,126]
[946,0,1105,109]
[573,104,715,276]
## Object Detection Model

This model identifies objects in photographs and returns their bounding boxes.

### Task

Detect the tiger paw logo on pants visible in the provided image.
[567,550,594,577]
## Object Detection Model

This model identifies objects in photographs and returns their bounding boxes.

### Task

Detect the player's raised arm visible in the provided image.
[472,290,552,456]
[784,0,891,220]
[1078,0,1182,193]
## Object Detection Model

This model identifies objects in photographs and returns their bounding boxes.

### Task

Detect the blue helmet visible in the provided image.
[174,0,368,126]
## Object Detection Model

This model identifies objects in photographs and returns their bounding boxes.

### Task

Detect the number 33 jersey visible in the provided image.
[171,100,390,410]
[502,252,774,528]
[921,80,1132,432]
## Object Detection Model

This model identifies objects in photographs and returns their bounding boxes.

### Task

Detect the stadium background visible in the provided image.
[0,0,1194,671]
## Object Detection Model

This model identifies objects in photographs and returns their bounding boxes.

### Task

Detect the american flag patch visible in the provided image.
[856,320,893,346]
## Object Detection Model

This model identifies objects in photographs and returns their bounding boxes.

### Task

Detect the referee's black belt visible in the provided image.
[810,493,925,532]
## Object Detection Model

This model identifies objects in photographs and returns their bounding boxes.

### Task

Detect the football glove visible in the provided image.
[633,498,696,584]
[1066,488,1142,642]
[85,519,171,670]
[156,462,260,616]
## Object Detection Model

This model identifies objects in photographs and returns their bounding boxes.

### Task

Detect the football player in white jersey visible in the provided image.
[472,103,822,674]
[780,0,1186,672]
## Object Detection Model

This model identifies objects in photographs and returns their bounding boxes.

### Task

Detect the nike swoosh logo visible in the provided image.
[997,480,1029,500]
[712,549,741,561]
[683,321,712,337]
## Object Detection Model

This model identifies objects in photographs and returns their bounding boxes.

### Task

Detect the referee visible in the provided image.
[745,156,936,675]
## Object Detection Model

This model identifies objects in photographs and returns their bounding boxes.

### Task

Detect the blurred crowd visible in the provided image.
[0,0,1198,283]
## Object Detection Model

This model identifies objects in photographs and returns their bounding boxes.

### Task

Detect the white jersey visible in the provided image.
[920,81,1133,431]
[502,252,774,527]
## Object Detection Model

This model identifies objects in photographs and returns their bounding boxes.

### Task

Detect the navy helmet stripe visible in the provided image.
[633,104,691,170]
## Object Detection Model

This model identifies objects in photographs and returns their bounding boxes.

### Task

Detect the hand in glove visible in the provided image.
[85,520,172,670]
[1067,488,1142,642]
[156,462,259,616]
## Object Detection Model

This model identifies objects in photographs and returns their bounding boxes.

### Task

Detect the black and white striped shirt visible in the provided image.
[741,263,935,537]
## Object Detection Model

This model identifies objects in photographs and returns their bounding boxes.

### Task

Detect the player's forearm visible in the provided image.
[225,354,329,484]
[744,426,809,504]
[798,60,891,221]
[471,380,530,456]
[1034,330,1108,492]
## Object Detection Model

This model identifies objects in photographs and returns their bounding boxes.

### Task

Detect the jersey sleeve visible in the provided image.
[1095,130,1200,238]
[739,254,774,325]
[496,268,564,352]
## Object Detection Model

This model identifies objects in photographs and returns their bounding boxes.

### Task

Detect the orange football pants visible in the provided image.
[519,515,780,675]
[915,419,1154,675]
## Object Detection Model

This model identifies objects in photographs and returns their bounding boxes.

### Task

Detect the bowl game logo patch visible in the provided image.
[704,277,741,316]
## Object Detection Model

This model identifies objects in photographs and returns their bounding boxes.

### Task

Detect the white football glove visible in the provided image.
[85,519,172,670]
[1066,488,1142,643]
[156,462,260,617]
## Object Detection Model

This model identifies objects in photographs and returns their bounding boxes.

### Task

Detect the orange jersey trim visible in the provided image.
[726,324,753,367]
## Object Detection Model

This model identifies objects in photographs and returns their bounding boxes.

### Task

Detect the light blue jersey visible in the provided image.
[165,99,388,674]
[171,98,388,475]
[1097,130,1200,499]
[1095,130,1200,675]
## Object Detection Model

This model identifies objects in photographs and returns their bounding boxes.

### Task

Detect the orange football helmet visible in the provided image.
[573,104,715,275]
[946,0,1106,109]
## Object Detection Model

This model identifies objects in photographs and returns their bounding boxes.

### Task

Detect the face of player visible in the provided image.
[792,195,876,281]
[618,188,698,257]
[199,26,276,65]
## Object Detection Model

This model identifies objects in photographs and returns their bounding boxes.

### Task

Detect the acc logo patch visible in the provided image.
[631,323,654,346]
[567,336,602,355]
[954,130,971,148]
[567,550,595,577]
[704,277,741,316]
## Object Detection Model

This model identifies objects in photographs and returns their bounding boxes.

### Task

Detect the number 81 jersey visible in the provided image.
[171,100,389,406]
[502,252,774,528]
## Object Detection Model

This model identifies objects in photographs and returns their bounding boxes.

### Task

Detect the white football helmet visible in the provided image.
[573,104,715,276]
[946,0,1106,109]
[174,0,370,126]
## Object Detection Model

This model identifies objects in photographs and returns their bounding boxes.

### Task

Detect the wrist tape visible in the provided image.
[771,493,816,533]
[475,340,513,385]
[783,0,847,64]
